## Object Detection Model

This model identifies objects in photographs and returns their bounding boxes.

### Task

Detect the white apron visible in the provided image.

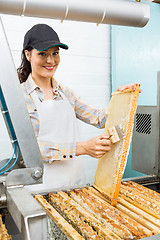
[27,89,85,193]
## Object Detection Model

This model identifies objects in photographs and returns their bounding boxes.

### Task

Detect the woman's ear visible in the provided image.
[24,50,31,62]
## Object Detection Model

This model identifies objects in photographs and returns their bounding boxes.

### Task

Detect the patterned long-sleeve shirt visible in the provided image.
[21,75,108,162]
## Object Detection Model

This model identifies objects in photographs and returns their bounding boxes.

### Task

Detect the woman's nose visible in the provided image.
[46,54,55,63]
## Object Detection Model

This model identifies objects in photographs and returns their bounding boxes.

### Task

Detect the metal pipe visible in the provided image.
[0,0,150,27]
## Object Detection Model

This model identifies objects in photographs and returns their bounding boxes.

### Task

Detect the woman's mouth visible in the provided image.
[43,66,54,70]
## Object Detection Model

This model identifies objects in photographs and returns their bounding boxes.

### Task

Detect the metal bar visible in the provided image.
[0,17,43,170]
[0,0,150,27]
[6,187,48,240]
[6,168,43,187]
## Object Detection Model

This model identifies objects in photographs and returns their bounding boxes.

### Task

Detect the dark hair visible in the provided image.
[17,47,33,83]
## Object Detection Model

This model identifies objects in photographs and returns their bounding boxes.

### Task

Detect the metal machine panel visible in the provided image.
[6,187,48,240]
[0,17,44,186]
[132,105,158,175]
[0,18,43,170]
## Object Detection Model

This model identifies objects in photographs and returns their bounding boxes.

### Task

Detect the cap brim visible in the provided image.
[32,40,68,51]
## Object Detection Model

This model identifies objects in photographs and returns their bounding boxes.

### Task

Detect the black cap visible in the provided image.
[23,24,68,51]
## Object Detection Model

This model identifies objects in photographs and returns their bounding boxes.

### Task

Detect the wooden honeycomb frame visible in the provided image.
[36,183,160,239]
[94,83,141,206]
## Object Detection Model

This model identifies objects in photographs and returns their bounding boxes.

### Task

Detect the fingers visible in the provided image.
[100,138,111,146]
[117,83,142,93]
[99,133,110,140]
[99,134,111,144]
[117,83,134,92]
[98,145,111,152]
[92,146,111,159]
[80,134,112,159]
[92,135,111,158]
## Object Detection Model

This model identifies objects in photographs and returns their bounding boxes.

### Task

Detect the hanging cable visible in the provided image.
[0,87,19,174]
[0,142,16,172]
[0,143,19,175]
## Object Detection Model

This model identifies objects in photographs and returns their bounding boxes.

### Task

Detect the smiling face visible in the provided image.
[25,46,60,82]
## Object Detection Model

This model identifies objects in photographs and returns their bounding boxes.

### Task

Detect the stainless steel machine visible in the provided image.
[132,72,160,193]
[0,17,48,240]
[1,1,160,239]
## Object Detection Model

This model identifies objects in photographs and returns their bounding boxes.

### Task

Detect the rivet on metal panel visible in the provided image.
[32,169,42,180]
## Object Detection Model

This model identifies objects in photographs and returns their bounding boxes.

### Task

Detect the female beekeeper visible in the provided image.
[18,24,134,191]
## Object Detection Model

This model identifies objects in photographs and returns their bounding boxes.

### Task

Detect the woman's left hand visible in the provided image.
[117,83,142,92]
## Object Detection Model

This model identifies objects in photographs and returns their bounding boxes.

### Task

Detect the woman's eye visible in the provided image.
[53,51,59,56]
[38,52,46,56]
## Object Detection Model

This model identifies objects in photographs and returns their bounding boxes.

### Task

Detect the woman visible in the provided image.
[18,23,134,191]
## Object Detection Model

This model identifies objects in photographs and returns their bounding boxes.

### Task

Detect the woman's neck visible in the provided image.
[31,74,52,90]
[32,75,54,100]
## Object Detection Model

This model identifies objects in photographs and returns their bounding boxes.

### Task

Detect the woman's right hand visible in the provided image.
[76,134,111,159]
